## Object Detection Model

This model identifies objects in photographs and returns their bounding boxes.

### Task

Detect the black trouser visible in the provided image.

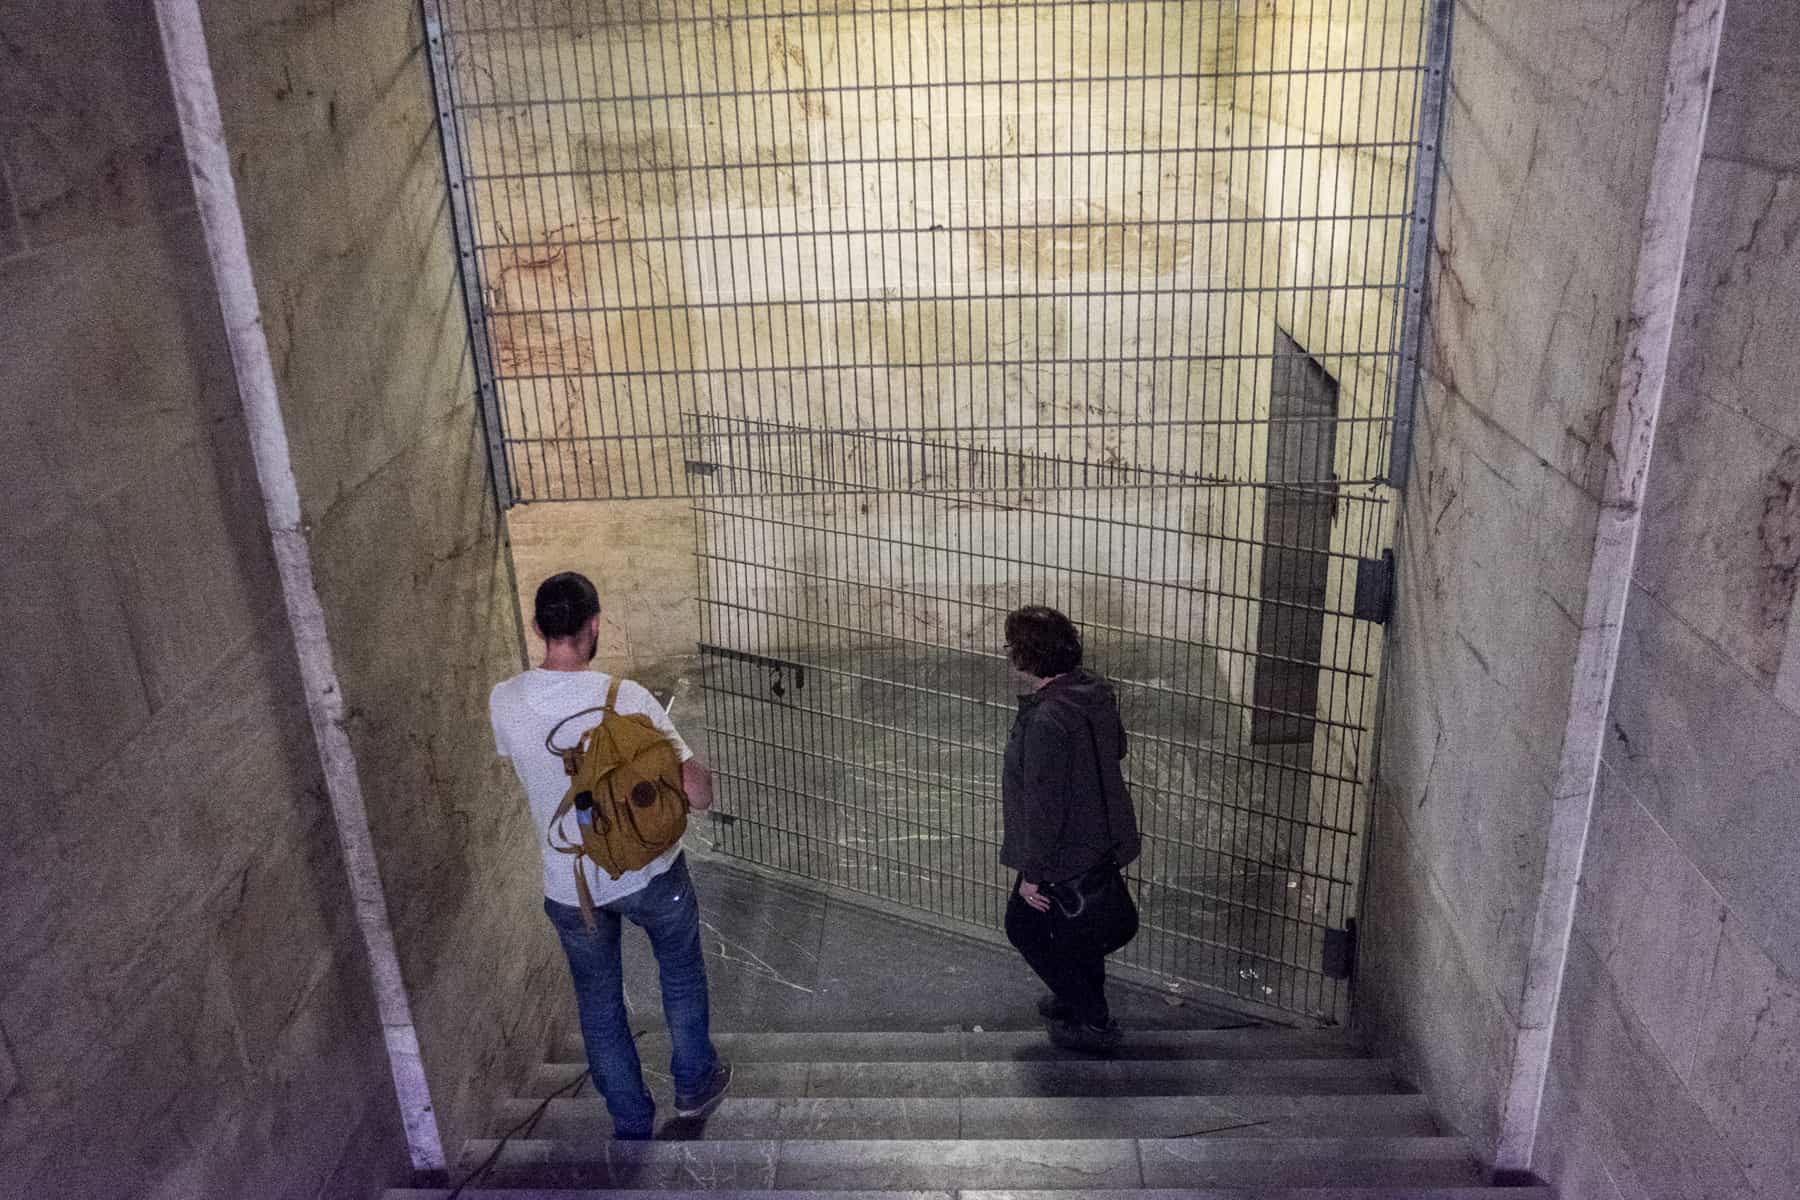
[1004,877,1137,1028]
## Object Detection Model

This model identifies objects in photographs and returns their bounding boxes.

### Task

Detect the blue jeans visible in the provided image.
[544,853,719,1138]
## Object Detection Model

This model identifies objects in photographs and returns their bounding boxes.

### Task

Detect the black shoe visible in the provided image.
[1047,1017,1124,1055]
[673,1058,733,1118]
[1037,992,1074,1022]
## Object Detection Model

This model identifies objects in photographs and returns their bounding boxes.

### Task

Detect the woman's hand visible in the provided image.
[1018,879,1052,913]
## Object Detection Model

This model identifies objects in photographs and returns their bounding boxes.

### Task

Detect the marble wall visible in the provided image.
[0,4,403,1196]
[1531,2,1800,1195]
[194,0,566,1172]
[1357,0,1677,1156]
[2,1,573,1193]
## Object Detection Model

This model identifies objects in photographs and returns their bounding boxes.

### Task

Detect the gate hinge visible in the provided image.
[1322,918,1358,980]
[1353,550,1395,624]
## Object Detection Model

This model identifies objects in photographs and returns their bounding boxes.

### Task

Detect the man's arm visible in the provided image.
[682,758,716,811]
[621,680,713,809]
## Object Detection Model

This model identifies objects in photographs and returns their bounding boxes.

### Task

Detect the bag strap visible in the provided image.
[603,676,622,713]
[545,704,607,767]
[573,859,599,928]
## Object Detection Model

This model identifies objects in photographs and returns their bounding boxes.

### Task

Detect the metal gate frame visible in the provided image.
[422,0,1454,1023]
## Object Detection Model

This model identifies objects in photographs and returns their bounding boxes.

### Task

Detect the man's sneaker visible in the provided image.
[673,1058,733,1118]
[1047,1017,1124,1056]
[1036,992,1074,1022]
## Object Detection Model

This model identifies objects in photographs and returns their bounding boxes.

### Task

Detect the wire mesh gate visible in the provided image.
[427,0,1448,1022]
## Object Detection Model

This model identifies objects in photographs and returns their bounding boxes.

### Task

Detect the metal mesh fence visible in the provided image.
[428,0,1447,1021]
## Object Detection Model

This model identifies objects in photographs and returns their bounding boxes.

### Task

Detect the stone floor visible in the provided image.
[677,642,1353,1023]
[611,851,1252,1040]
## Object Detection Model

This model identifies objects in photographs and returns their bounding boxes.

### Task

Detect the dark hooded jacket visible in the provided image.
[1000,668,1141,884]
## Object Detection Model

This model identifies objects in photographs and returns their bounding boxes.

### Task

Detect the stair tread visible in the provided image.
[388,1191,1546,1199]
[521,1057,1406,1100]
[502,1093,1437,1141]
[444,1135,1487,1191]
[560,1028,1361,1064]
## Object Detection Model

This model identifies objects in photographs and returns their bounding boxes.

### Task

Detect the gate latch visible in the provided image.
[1353,550,1395,624]
[1322,918,1358,980]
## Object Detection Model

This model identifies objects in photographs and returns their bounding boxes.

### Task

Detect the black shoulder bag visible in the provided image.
[1042,719,1139,954]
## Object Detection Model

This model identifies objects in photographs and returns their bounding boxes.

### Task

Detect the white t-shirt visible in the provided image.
[490,668,694,907]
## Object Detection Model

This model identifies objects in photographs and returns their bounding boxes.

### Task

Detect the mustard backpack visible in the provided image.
[544,678,689,924]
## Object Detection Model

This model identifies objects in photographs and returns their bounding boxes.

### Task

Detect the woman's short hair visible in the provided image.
[534,572,601,639]
[1005,605,1084,678]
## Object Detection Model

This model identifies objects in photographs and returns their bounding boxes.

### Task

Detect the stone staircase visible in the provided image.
[386,1025,1541,1198]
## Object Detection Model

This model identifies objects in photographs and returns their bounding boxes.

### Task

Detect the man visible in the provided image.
[999,605,1142,1054]
[489,572,731,1139]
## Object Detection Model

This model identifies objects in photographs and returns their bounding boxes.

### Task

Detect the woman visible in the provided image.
[1000,605,1141,1053]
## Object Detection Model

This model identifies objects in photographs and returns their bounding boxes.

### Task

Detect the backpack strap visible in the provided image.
[545,704,607,775]
[602,676,623,713]
[573,859,599,928]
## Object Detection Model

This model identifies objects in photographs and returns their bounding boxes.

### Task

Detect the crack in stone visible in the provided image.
[701,920,817,993]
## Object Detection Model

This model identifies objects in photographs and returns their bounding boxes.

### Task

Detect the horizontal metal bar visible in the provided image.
[695,479,1380,507]
[467,139,1416,185]
[713,798,1353,932]
[508,416,1393,448]
[703,614,1372,734]
[1138,889,1345,937]
[483,280,1403,321]
[456,62,1427,112]
[699,663,1376,781]
[472,210,1412,253]
[444,0,1407,34]
[708,808,1013,892]
[712,805,1352,952]
[694,582,1368,708]
[698,549,1367,629]
[698,597,1365,687]
[709,725,1366,840]
[696,642,810,677]
[496,352,1404,385]
[700,675,1368,794]
[695,500,1384,569]
[1132,917,1341,979]
[716,764,998,840]
[694,457,1371,500]
[686,416,1333,486]
[706,821,1344,993]
[710,726,1003,809]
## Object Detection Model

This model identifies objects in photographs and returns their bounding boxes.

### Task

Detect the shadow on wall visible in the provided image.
[154,189,417,1199]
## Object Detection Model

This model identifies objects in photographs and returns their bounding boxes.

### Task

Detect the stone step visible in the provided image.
[522,1056,1405,1100]
[442,1135,1486,1191]
[558,1028,1360,1065]
[499,1092,1437,1142]
[388,1191,1545,1200]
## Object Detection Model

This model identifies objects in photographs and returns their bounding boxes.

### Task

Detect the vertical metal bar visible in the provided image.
[1174,0,1213,988]
[508,8,572,500]
[1385,0,1453,489]
[531,11,597,501]
[421,0,515,508]
[565,14,621,500]
[616,10,673,499]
